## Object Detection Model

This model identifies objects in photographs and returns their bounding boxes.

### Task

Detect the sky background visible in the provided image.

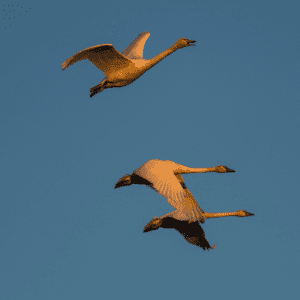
[1,0,300,299]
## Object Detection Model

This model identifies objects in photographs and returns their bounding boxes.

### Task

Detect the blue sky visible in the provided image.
[1,0,299,299]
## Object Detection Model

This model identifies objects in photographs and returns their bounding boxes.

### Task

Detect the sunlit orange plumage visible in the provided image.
[115,159,254,250]
[62,32,196,97]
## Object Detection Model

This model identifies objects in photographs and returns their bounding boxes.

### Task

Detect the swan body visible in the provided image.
[115,159,254,250]
[62,32,196,97]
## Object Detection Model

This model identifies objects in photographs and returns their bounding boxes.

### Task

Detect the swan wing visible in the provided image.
[172,220,215,250]
[144,216,215,250]
[134,159,186,209]
[62,44,132,75]
[122,32,151,59]
[174,174,205,222]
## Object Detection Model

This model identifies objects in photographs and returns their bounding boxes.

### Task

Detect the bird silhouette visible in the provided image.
[62,32,196,97]
[115,159,254,250]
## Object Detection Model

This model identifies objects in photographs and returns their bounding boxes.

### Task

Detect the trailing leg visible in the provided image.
[90,83,105,97]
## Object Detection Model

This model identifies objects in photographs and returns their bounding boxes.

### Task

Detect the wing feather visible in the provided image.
[134,159,186,210]
[174,174,205,222]
[159,217,216,250]
[134,159,205,222]
[62,44,132,75]
[122,32,151,59]
[174,221,215,250]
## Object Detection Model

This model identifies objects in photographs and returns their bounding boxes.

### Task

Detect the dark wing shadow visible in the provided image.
[161,217,216,250]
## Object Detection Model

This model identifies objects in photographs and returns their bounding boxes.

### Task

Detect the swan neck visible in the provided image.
[204,212,238,219]
[176,167,215,174]
[148,44,179,68]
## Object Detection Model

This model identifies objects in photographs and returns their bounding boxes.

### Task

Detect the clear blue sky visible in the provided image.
[1,0,299,299]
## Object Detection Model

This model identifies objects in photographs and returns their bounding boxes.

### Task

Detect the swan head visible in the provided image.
[114,174,132,189]
[214,165,236,173]
[175,38,197,49]
[143,217,163,232]
[236,210,255,217]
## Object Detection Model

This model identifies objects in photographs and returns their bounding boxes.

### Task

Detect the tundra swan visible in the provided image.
[62,32,196,97]
[115,159,254,250]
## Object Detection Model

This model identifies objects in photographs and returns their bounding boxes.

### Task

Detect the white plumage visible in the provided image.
[62,32,196,97]
[135,160,189,216]
[115,159,254,249]
[134,159,232,222]
[122,32,151,59]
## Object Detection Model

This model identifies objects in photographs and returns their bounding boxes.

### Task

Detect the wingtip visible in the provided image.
[137,32,151,39]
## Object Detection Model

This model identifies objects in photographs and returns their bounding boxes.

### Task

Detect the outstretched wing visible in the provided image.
[122,32,151,59]
[62,44,132,75]
[161,217,216,250]
[134,159,205,222]
[174,174,205,222]
[176,221,216,250]
[134,159,186,210]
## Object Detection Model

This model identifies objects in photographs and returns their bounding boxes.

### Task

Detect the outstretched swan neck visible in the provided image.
[175,167,215,174]
[148,44,180,69]
[62,34,196,97]
[204,210,255,219]
[174,165,236,174]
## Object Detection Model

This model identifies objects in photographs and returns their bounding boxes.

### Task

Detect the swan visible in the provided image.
[115,159,254,250]
[62,32,196,97]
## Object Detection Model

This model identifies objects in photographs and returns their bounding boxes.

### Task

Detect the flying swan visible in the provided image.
[62,32,196,97]
[115,159,254,250]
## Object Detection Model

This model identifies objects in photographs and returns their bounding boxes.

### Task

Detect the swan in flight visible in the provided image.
[62,32,196,97]
[115,159,254,250]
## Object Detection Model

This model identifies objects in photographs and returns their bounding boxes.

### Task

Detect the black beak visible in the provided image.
[226,167,236,173]
[246,212,255,216]
[188,40,197,46]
